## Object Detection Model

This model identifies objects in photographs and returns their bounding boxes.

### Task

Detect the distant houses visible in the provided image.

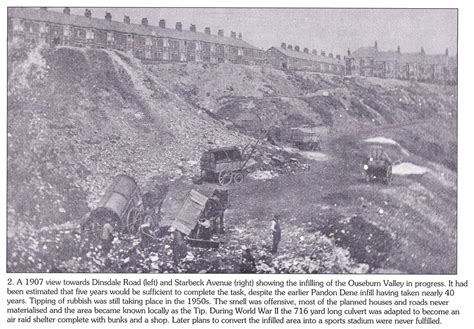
[7,8,457,85]
[345,41,457,85]
[265,43,345,75]
[7,7,265,65]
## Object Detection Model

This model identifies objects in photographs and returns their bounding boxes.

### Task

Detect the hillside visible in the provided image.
[7,46,457,273]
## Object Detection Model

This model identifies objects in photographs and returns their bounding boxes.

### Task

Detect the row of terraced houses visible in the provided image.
[7,7,457,85]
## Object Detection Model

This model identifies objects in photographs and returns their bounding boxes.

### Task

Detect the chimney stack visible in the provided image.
[321,51,326,56]
[295,45,300,52]
[303,47,309,53]
[281,42,286,49]
[288,45,293,50]
[347,48,351,56]
[84,9,92,19]
[374,40,378,50]
[124,16,130,24]
[421,47,425,55]
[445,48,449,56]
[336,54,341,60]
[312,49,317,55]
[230,31,236,38]
[190,24,196,32]
[205,27,211,35]
[175,22,182,31]
[105,12,112,22]
[63,7,70,15]
[329,53,333,58]
[218,29,224,37]
[238,32,242,39]
[397,45,401,53]
[141,18,148,26]
[159,19,166,28]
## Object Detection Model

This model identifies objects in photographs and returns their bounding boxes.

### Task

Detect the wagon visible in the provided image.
[363,147,393,184]
[288,127,321,151]
[200,146,246,186]
[158,183,228,249]
[80,174,152,250]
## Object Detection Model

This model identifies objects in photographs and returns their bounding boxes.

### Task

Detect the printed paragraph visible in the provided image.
[5,277,469,325]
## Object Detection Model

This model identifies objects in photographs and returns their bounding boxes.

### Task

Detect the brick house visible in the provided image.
[265,43,345,75]
[7,7,265,65]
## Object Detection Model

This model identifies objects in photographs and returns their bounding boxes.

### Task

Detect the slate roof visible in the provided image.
[267,47,344,65]
[8,7,260,50]
[351,45,454,66]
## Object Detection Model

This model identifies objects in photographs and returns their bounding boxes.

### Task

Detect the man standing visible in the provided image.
[271,215,282,254]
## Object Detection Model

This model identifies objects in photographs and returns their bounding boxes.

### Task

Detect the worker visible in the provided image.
[271,215,282,254]
[101,222,114,254]
[239,246,256,273]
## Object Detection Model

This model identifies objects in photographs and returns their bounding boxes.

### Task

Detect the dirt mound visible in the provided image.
[320,215,394,269]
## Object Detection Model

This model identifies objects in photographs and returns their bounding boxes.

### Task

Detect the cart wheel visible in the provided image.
[233,172,244,184]
[385,166,393,185]
[125,208,141,234]
[218,170,233,186]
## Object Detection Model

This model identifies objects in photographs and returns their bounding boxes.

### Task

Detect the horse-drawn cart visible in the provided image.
[200,139,260,186]
[363,147,393,184]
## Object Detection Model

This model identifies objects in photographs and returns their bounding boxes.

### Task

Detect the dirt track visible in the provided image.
[227,119,456,274]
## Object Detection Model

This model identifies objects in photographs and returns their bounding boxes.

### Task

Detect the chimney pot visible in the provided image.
[230,31,236,38]
[295,45,300,52]
[124,15,130,24]
[63,7,70,15]
[421,47,425,55]
[336,54,341,60]
[175,22,182,31]
[303,47,309,53]
[288,45,293,50]
[312,49,317,55]
[159,19,166,28]
[238,32,242,39]
[190,24,196,32]
[281,42,286,49]
[218,29,224,37]
[374,40,378,49]
[141,18,149,26]
[105,12,112,21]
[397,45,401,53]
[321,51,326,56]
[347,48,351,56]
[84,9,92,19]
[445,48,449,56]
[205,27,211,35]
[329,53,333,58]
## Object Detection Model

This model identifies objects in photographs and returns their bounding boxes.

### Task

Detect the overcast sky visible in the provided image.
[50,7,457,56]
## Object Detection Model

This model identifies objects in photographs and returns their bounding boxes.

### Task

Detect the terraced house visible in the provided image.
[265,43,345,75]
[346,41,457,85]
[7,7,265,65]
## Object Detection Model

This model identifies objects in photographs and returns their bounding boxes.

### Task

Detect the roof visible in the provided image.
[267,47,344,65]
[8,7,259,50]
[351,46,379,58]
[351,45,454,65]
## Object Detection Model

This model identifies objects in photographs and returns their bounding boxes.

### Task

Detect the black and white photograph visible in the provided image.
[6,7,457,274]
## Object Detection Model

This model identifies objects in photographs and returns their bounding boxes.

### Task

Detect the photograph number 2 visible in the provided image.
[7,7,457,274]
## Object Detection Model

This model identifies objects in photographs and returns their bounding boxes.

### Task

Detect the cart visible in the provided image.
[288,127,321,151]
[200,139,260,186]
[363,147,393,184]
[80,174,153,250]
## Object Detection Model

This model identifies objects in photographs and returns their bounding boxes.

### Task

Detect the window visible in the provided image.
[169,40,180,51]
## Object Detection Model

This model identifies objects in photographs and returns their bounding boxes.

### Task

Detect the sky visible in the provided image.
[50,7,457,56]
